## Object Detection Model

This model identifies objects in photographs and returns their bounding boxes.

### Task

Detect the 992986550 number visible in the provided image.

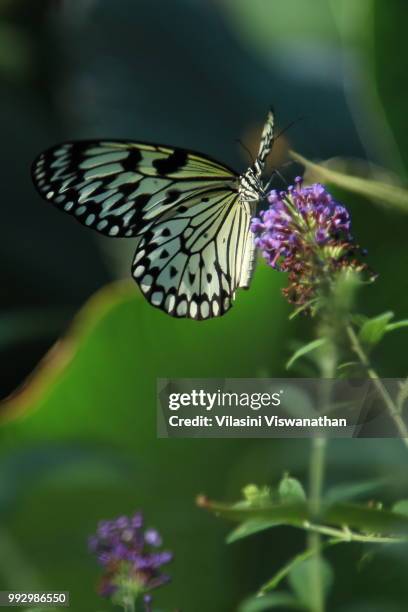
[0,592,69,607]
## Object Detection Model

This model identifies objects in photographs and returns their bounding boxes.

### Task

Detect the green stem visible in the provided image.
[302,521,407,544]
[121,592,135,612]
[307,437,327,612]
[346,324,408,450]
[259,538,341,596]
[306,333,337,612]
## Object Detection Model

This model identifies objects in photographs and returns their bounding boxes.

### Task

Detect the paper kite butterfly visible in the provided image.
[31,110,276,320]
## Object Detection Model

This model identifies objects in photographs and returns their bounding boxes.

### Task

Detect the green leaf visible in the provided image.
[239,592,306,611]
[200,497,408,538]
[392,500,408,517]
[325,478,387,504]
[227,518,283,544]
[358,311,394,347]
[386,319,408,332]
[288,557,333,609]
[290,150,408,213]
[0,271,288,427]
[199,497,309,527]
[286,338,327,370]
[320,503,408,536]
[278,475,307,504]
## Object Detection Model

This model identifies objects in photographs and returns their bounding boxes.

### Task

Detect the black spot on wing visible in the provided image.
[134,193,151,207]
[153,150,188,175]
[164,189,181,203]
[122,148,142,170]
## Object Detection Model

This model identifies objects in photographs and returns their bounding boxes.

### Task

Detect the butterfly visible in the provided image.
[31,110,275,320]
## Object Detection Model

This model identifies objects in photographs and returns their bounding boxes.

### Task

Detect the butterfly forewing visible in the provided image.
[31,140,237,238]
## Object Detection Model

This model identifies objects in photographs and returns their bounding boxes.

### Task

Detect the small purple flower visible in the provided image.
[251,177,372,309]
[88,511,172,607]
[144,528,162,547]
[115,515,130,530]
[131,512,143,528]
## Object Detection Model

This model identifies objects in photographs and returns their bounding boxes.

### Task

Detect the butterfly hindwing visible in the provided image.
[132,187,253,319]
[31,140,237,238]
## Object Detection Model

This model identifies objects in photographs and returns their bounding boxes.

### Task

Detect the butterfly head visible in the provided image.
[238,166,266,203]
[238,110,276,204]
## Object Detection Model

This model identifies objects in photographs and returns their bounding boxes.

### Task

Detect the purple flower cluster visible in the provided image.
[251,177,369,307]
[89,511,172,602]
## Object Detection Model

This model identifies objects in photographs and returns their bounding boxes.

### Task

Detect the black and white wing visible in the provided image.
[133,186,255,319]
[31,140,256,319]
[31,140,237,238]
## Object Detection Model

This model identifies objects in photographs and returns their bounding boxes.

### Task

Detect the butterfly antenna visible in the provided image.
[263,169,286,193]
[275,169,289,186]
[264,161,297,193]
[236,139,255,165]
[274,116,305,143]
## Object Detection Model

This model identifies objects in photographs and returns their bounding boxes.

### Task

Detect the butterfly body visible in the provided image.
[32,111,275,320]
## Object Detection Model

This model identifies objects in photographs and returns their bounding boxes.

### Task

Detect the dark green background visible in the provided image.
[0,1,408,610]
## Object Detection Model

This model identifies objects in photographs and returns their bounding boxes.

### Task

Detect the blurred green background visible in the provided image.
[1,1,408,610]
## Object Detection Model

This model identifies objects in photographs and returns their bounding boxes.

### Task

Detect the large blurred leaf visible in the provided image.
[290,151,408,212]
[0,266,288,430]
[0,269,290,611]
